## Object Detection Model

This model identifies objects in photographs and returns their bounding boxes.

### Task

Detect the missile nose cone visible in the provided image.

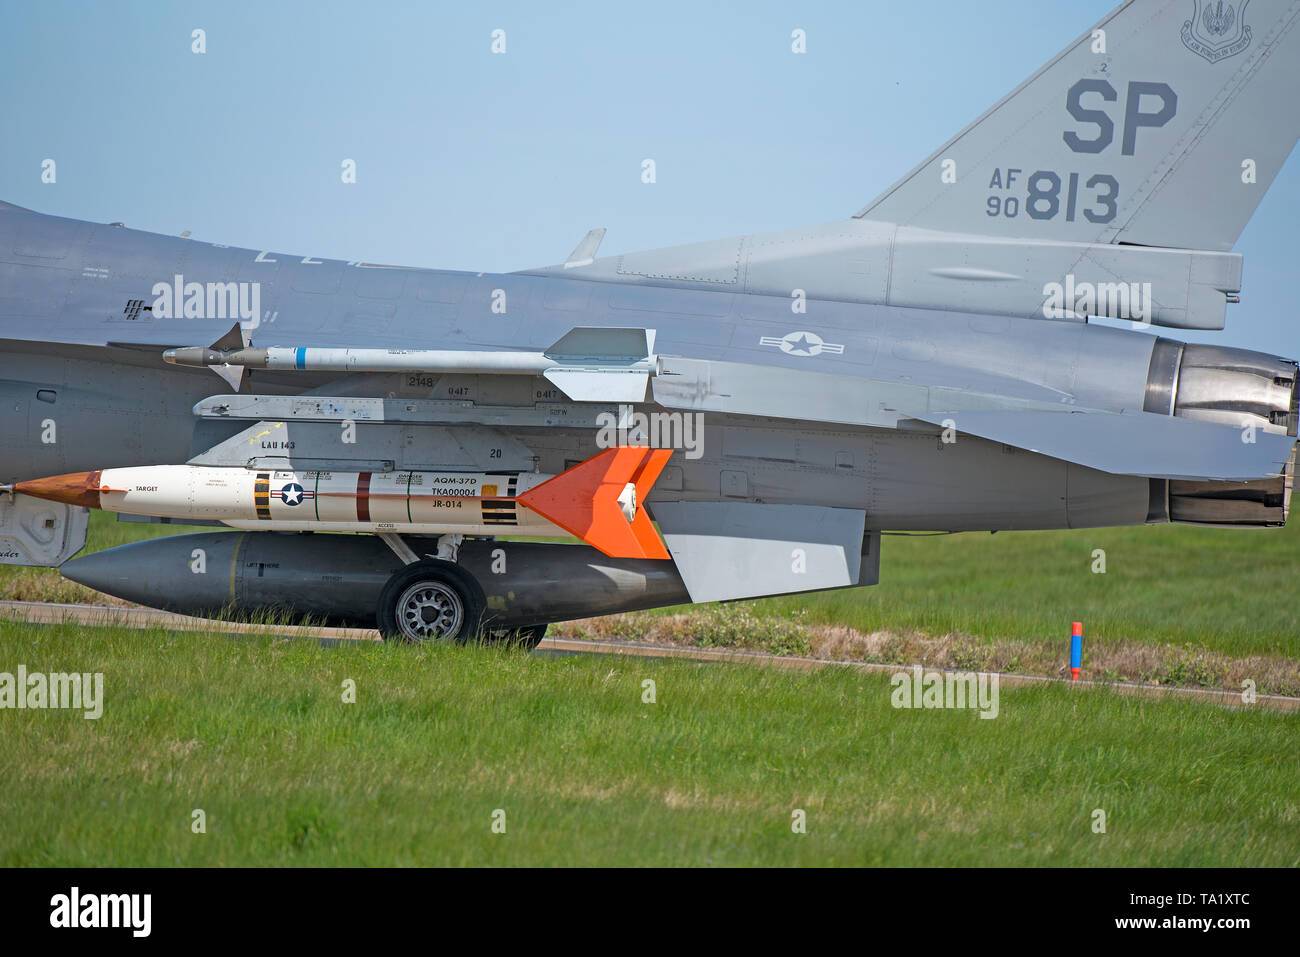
[13,470,104,509]
[163,346,210,366]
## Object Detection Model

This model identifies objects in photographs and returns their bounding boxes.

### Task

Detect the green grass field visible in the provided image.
[2,513,1298,693]
[1,620,1295,866]
[566,520,1300,694]
[758,522,1300,660]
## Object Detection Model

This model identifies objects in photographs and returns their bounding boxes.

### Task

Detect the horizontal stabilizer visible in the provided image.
[910,409,1296,481]
[652,502,869,603]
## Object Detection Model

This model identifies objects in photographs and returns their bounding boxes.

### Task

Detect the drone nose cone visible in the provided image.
[13,471,104,509]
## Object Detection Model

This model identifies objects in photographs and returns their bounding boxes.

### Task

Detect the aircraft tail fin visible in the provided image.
[856,0,1300,252]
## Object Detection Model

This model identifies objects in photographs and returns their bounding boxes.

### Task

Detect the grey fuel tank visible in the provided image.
[61,532,691,630]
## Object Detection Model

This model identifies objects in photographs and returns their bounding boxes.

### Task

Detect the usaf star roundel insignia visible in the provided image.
[759,331,846,357]
[279,483,305,506]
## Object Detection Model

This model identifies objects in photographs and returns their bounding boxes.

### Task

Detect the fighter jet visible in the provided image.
[1,0,1297,646]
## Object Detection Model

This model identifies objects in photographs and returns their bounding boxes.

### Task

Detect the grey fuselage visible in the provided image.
[0,200,1276,532]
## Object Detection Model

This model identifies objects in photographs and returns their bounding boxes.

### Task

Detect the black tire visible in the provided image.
[376,560,485,643]
[482,623,548,651]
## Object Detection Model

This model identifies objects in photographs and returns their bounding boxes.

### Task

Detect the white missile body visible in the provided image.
[161,328,660,402]
[94,465,570,538]
[15,447,674,559]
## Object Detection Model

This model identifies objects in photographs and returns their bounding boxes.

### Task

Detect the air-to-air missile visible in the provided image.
[9,446,675,560]
[160,329,662,403]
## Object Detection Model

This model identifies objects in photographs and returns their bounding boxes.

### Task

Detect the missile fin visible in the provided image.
[211,322,249,352]
[626,448,673,560]
[544,327,652,363]
[209,323,248,391]
[212,363,246,391]
[516,446,672,559]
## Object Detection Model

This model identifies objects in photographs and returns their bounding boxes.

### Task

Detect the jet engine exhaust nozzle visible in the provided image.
[1145,341,1298,527]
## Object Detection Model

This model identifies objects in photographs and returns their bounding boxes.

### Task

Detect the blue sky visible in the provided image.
[1,0,1296,354]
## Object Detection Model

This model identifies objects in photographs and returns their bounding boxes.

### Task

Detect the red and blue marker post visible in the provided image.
[1070,621,1083,681]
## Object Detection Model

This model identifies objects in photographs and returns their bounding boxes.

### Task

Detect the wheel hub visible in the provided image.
[395,580,464,641]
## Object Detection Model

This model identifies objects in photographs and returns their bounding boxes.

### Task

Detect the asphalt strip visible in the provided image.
[0,600,1294,712]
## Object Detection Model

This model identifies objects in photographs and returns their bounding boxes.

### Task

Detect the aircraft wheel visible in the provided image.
[377,560,485,643]
[483,623,548,651]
